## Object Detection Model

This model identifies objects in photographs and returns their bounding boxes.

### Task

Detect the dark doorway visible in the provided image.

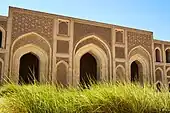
[19,53,39,84]
[131,61,139,82]
[166,49,170,63]
[80,53,97,87]
[155,49,161,62]
[0,31,2,48]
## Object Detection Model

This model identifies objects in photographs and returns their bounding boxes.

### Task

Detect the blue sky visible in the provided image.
[0,0,170,41]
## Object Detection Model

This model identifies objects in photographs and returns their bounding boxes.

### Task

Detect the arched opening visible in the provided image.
[56,62,68,86]
[80,53,97,86]
[129,46,151,84]
[58,21,68,35]
[19,53,39,84]
[115,30,123,43]
[166,49,170,63]
[155,68,163,82]
[155,68,163,92]
[167,70,170,77]
[155,49,161,62]
[131,60,143,84]
[0,30,2,48]
[116,66,125,83]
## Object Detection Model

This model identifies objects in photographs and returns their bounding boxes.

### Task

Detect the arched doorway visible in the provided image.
[19,53,39,84]
[80,53,97,86]
[131,60,143,84]
[155,49,161,62]
[166,49,170,63]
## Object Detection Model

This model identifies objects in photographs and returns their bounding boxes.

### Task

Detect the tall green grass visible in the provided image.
[0,83,170,113]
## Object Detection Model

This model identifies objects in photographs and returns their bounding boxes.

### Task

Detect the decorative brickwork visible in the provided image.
[115,47,125,58]
[127,31,152,54]
[1,6,170,86]
[11,11,53,45]
[13,34,50,54]
[129,46,150,61]
[56,40,69,53]
[74,22,111,47]
[75,38,109,57]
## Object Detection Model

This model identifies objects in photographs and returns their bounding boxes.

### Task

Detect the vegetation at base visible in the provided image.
[0,82,170,113]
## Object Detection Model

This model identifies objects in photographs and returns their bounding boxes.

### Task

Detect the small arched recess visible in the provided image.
[56,60,68,86]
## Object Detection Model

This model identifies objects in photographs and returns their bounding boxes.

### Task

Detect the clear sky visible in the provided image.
[0,0,170,41]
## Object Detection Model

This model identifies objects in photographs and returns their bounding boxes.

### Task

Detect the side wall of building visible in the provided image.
[153,40,170,87]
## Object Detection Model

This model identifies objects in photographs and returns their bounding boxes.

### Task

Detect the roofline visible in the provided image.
[154,39,170,44]
[9,6,153,33]
[0,15,7,20]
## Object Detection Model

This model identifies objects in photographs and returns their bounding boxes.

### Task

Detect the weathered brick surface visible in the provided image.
[11,11,53,46]
[13,34,50,54]
[74,22,112,47]
[75,38,109,57]
[127,30,152,54]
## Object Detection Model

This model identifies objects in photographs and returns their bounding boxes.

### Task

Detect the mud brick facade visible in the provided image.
[0,6,169,87]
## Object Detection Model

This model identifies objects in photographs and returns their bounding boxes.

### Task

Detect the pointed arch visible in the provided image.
[155,67,163,82]
[128,46,151,83]
[12,44,49,83]
[128,45,151,60]
[55,60,68,86]
[11,32,51,50]
[115,65,125,83]
[165,47,170,63]
[19,52,39,84]
[74,35,112,78]
[0,26,6,48]
[155,47,162,62]
[166,67,170,77]
[74,43,108,86]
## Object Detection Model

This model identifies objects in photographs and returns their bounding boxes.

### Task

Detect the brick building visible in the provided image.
[0,6,169,87]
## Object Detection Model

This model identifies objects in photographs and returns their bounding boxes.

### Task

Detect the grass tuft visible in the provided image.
[0,83,170,113]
